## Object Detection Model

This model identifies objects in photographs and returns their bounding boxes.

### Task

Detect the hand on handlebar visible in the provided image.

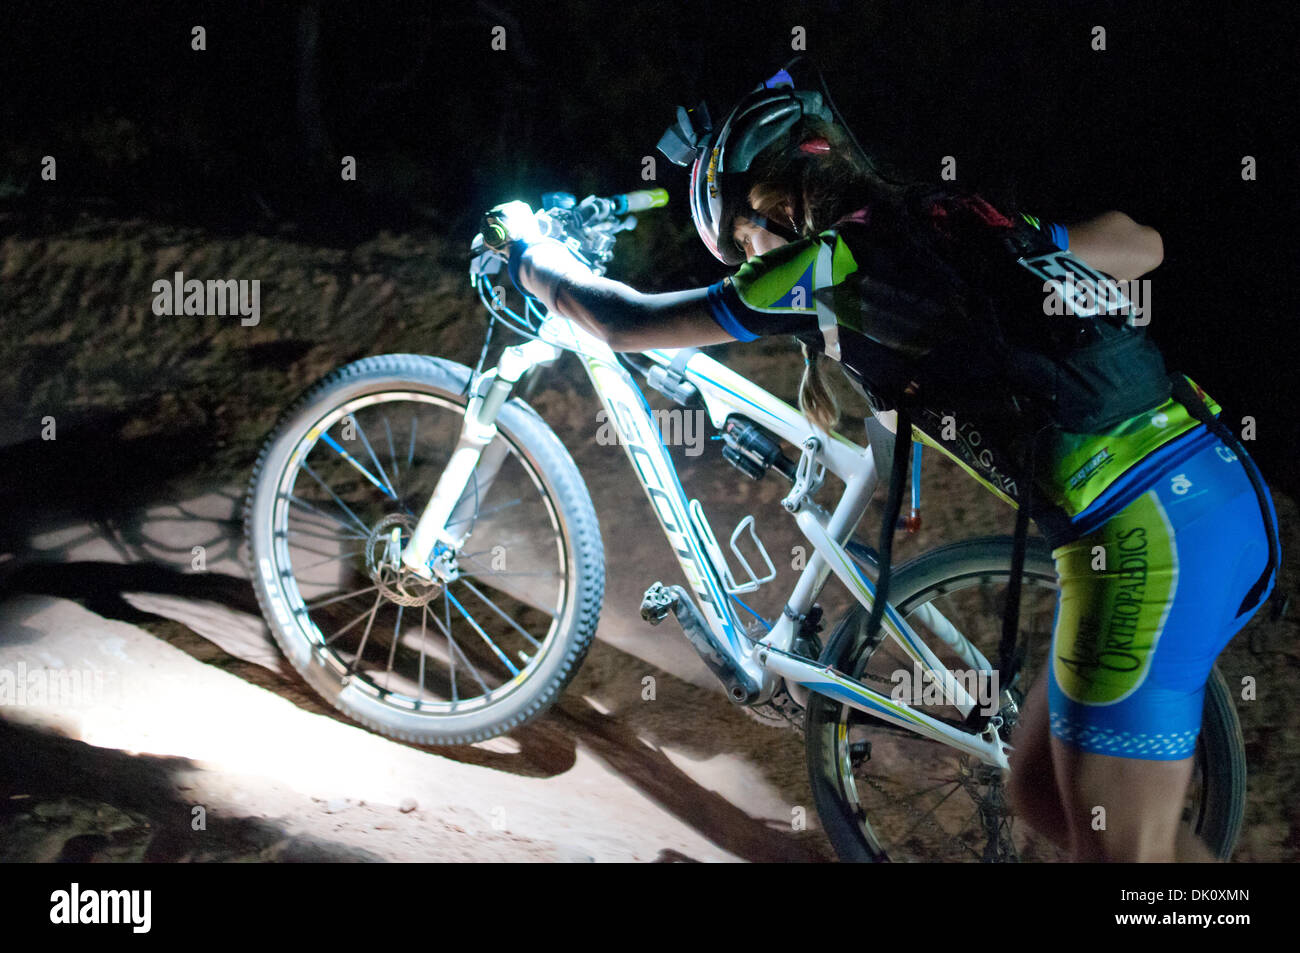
[470,188,669,298]
[481,200,547,253]
[475,201,583,302]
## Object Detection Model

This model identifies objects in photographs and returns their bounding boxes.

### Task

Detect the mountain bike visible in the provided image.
[243,188,1246,861]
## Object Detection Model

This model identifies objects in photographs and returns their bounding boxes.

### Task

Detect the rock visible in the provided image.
[399,798,418,814]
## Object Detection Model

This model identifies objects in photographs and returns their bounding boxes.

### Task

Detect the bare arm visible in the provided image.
[516,241,736,350]
[1064,210,1164,280]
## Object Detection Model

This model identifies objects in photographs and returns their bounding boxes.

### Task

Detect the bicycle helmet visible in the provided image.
[657,68,834,265]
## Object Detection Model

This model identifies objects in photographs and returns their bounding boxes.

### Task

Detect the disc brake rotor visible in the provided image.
[364,513,443,608]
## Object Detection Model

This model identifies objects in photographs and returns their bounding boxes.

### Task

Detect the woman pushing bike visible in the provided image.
[485,62,1281,862]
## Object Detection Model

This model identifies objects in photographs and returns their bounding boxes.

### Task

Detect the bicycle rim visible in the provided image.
[265,389,570,715]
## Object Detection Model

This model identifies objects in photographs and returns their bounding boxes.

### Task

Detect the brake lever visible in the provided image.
[469,232,506,284]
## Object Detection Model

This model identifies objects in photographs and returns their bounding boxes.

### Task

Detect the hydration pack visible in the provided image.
[820,189,1172,440]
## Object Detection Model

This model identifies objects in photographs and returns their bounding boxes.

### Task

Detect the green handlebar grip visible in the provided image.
[623,188,669,212]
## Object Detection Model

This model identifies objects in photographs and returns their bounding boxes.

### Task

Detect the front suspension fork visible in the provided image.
[400,339,559,579]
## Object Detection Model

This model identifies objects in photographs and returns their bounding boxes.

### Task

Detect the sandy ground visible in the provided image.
[0,478,832,862]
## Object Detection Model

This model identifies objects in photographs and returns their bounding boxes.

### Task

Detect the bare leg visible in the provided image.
[1005,678,1217,860]
[1051,739,1196,862]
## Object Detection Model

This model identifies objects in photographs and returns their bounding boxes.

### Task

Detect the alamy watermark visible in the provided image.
[50,883,151,933]
[1040,273,1151,324]
[595,406,708,457]
[890,662,1001,717]
[152,270,260,326]
[1020,249,1151,324]
[0,662,119,708]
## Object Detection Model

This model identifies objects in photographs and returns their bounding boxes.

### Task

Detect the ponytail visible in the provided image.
[798,340,840,435]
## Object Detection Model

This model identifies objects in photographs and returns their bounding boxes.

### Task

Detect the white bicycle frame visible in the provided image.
[402,312,1012,770]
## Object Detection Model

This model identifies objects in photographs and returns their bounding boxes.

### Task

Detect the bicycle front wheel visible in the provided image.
[805,536,1246,862]
[244,354,604,745]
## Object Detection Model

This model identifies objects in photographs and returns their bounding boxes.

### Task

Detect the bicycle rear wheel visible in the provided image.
[806,536,1246,861]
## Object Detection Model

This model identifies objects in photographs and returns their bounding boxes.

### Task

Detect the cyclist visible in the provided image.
[488,68,1280,862]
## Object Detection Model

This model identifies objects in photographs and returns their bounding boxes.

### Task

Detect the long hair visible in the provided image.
[743,119,969,434]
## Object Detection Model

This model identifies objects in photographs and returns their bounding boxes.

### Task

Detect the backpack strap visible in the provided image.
[811,234,842,361]
[997,422,1050,692]
[863,402,912,652]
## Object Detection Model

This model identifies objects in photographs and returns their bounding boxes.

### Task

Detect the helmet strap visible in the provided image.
[739,209,800,243]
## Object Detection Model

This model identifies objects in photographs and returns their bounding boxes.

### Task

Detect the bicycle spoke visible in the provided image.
[428,591,489,697]
[407,412,418,473]
[315,432,396,504]
[444,589,519,677]
[894,779,964,844]
[348,414,400,501]
[444,592,460,702]
[456,578,544,649]
[384,603,404,681]
[306,583,380,612]
[383,415,401,493]
[299,462,373,536]
[294,548,364,572]
[891,776,967,803]
[295,551,366,572]
[417,604,428,703]
[322,597,385,645]
[285,528,369,549]
[347,590,385,674]
[284,537,360,561]
[287,495,370,538]
[952,804,984,860]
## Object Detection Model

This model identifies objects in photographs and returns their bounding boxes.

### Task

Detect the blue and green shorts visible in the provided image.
[1046,424,1279,760]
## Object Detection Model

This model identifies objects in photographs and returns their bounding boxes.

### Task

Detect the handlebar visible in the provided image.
[478,188,669,272]
[471,187,669,337]
[571,187,669,222]
[535,188,668,264]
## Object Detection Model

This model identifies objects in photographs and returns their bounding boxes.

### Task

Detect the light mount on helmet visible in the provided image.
[657,62,835,264]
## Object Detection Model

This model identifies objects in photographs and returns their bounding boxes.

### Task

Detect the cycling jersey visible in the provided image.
[703,200,1215,545]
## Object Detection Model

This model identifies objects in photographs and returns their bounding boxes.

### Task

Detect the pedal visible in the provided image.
[639,581,760,703]
[640,581,677,625]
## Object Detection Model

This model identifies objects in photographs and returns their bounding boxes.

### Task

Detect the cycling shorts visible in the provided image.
[1046,423,1279,760]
